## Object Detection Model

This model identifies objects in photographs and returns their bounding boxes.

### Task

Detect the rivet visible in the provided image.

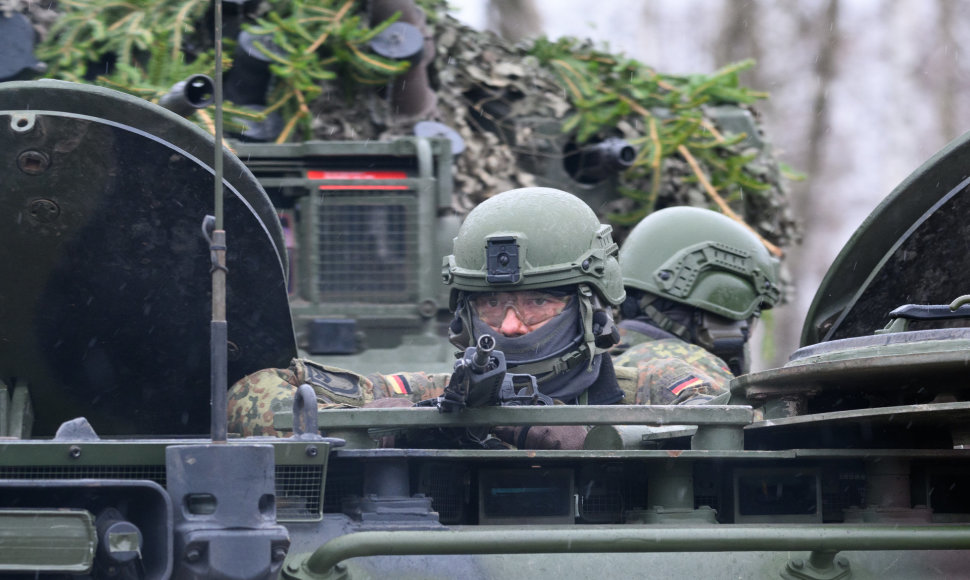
[27,199,60,223]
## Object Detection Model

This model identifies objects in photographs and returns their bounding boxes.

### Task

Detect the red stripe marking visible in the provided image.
[306,170,407,180]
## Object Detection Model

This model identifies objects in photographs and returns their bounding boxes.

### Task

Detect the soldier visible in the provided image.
[439,186,628,406]
[611,206,781,404]
[228,187,631,444]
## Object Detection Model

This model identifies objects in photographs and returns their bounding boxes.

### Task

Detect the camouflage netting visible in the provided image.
[307,12,798,251]
[2,0,56,29]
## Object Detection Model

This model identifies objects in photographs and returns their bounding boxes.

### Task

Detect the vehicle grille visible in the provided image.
[0,464,324,522]
[0,465,167,484]
[274,464,325,521]
[418,463,468,524]
[315,191,419,303]
[322,461,364,514]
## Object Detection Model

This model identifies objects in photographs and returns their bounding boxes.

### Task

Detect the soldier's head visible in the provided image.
[443,188,625,397]
[618,206,781,374]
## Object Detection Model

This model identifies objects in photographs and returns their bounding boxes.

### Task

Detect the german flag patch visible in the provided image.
[388,374,412,396]
[669,376,703,396]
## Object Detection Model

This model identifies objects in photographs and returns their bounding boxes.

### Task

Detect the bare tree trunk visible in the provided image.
[766,0,841,365]
[803,0,840,195]
[936,0,958,142]
[486,0,543,43]
[714,0,763,89]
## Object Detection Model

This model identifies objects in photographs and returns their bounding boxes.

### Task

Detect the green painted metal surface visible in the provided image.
[803,128,970,345]
[293,525,970,577]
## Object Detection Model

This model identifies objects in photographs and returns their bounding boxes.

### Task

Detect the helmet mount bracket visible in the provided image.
[486,236,520,284]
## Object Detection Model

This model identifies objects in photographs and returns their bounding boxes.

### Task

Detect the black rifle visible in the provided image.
[433,334,553,413]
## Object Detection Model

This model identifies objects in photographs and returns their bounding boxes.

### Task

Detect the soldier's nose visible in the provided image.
[498,308,530,336]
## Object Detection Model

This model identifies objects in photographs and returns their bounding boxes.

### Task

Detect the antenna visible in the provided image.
[209,0,228,443]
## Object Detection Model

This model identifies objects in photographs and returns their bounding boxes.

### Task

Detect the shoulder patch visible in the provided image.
[669,375,703,396]
[291,359,371,406]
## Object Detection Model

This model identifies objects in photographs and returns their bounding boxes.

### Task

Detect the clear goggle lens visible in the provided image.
[470,291,570,327]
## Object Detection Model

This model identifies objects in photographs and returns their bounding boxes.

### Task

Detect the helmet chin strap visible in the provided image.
[638,294,692,343]
[694,312,751,376]
[579,285,597,370]
[448,293,475,351]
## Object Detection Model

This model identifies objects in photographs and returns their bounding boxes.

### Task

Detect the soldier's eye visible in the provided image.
[484,298,500,308]
[530,297,549,307]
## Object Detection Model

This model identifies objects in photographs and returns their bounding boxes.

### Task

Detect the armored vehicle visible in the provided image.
[2,79,970,579]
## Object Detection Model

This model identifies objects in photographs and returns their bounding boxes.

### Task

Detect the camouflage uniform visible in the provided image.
[610,323,733,406]
[227,359,451,437]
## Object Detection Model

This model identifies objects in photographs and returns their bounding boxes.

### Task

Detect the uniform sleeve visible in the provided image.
[227,358,379,437]
[228,361,453,438]
[612,339,734,405]
[632,357,728,405]
[368,372,452,402]
[227,366,300,437]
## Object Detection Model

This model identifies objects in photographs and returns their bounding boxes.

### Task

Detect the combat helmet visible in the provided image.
[619,206,781,374]
[444,187,624,307]
[620,206,780,320]
[442,188,625,403]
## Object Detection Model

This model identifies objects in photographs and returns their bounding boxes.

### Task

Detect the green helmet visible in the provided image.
[443,187,625,307]
[620,206,781,320]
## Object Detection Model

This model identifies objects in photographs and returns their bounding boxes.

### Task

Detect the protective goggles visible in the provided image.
[470,291,571,328]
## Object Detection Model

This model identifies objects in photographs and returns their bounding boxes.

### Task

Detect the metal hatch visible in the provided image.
[0,81,297,436]
[801,128,970,346]
[734,129,970,427]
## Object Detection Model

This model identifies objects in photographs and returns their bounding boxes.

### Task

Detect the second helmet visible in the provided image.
[619,206,780,320]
